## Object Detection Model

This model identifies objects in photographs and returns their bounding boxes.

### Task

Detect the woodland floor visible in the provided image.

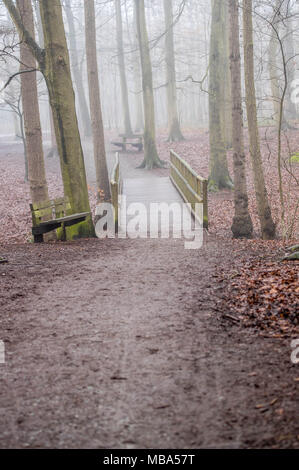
[0,130,298,448]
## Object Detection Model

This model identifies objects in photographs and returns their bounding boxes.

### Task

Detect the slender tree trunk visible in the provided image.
[115,0,133,137]
[284,14,297,121]
[208,0,233,191]
[269,19,287,129]
[243,0,276,240]
[65,0,92,138]
[12,102,21,139]
[163,0,184,142]
[84,0,110,200]
[132,2,144,133]
[229,0,253,239]
[222,1,232,149]
[134,0,166,169]
[17,0,49,204]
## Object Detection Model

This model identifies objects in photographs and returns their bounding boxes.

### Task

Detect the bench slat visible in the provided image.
[37,212,90,227]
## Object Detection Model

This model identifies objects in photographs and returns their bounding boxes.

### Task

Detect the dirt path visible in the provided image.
[0,237,298,449]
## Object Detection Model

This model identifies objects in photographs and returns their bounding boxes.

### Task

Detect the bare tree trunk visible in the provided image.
[208,0,233,191]
[229,0,253,239]
[115,0,133,137]
[243,0,276,240]
[64,0,92,138]
[132,2,144,133]
[163,0,184,142]
[134,0,166,169]
[222,1,232,149]
[281,0,297,122]
[269,20,287,129]
[17,0,49,204]
[5,0,94,237]
[84,0,110,200]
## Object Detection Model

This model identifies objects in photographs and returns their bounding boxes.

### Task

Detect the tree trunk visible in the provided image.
[208,0,233,191]
[229,0,253,239]
[134,0,166,169]
[268,20,287,129]
[243,0,276,240]
[221,1,232,149]
[163,0,184,142]
[5,0,94,237]
[84,0,111,201]
[39,0,94,238]
[17,0,49,204]
[115,0,133,137]
[64,0,92,138]
[132,2,144,133]
[281,2,297,122]
[34,0,58,158]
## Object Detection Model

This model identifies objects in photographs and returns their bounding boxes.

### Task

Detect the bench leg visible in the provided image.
[34,233,44,243]
[62,223,66,241]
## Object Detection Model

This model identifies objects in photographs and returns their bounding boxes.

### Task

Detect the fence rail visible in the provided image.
[110,152,122,231]
[170,150,208,229]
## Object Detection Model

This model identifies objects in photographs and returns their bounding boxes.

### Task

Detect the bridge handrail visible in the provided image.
[110,152,122,230]
[170,150,208,229]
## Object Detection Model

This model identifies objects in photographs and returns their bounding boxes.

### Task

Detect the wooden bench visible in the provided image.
[30,197,90,243]
[111,134,143,152]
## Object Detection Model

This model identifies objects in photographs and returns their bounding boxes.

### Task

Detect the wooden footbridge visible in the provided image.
[110,150,208,233]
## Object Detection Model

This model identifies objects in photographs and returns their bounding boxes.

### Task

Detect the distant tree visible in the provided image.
[84,0,111,200]
[134,0,166,169]
[115,0,133,137]
[1,86,27,179]
[268,0,288,130]
[163,0,184,142]
[131,2,144,133]
[64,0,92,138]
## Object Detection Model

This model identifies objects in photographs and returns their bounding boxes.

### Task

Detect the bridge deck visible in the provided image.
[123,177,183,206]
[121,177,184,235]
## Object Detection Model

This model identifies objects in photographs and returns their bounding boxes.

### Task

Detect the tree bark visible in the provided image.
[34,1,58,158]
[163,0,184,142]
[132,1,144,133]
[243,0,276,240]
[134,0,166,169]
[229,0,253,239]
[17,0,49,205]
[84,0,111,200]
[115,0,133,137]
[208,0,233,191]
[40,0,94,237]
[5,0,94,237]
[221,1,232,149]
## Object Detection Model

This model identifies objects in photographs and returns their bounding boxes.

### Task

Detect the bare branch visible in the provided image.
[3,0,44,67]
